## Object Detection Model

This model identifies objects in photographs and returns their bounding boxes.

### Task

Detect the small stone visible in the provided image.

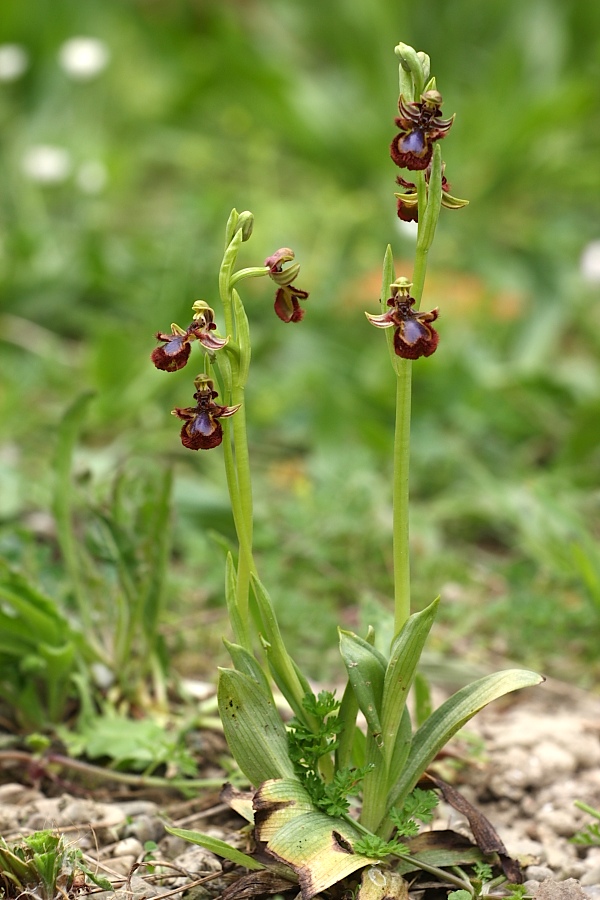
[534,878,587,898]
[171,845,222,876]
[124,814,165,844]
[116,801,158,817]
[536,807,578,837]
[158,834,189,859]
[525,865,555,882]
[0,784,41,805]
[108,855,136,876]
[111,837,143,859]
[94,875,168,900]
[581,864,600,887]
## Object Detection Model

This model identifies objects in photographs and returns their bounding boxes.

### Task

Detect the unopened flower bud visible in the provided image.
[236,211,254,242]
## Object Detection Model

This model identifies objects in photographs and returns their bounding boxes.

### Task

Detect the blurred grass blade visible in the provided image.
[139,468,172,642]
[218,667,296,785]
[165,827,265,871]
[51,391,95,632]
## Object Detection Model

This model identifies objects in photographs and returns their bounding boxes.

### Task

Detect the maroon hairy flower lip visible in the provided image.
[274,285,309,323]
[366,294,440,360]
[390,91,454,172]
[172,380,240,450]
[151,332,192,371]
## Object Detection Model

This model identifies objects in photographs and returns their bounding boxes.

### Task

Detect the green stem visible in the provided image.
[230,266,269,288]
[411,172,429,307]
[392,360,412,635]
[217,230,259,647]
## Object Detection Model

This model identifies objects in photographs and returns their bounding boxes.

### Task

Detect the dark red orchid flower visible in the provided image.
[390,90,454,172]
[265,248,309,322]
[151,305,228,372]
[172,376,240,450]
[366,287,439,359]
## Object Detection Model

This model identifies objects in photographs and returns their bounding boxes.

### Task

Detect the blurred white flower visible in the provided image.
[58,36,110,80]
[76,160,108,194]
[21,145,72,184]
[0,44,29,81]
[580,240,600,285]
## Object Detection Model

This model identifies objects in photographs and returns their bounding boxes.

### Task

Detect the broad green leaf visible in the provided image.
[339,630,387,748]
[223,639,273,701]
[165,826,265,871]
[255,779,380,900]
[218,668,296,785]
[386,669,543,816]
[386,705,412,791]
[334,677,360,771]
[381,598,439,767]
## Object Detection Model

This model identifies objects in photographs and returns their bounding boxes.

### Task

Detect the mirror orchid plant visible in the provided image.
[155,43,542,900]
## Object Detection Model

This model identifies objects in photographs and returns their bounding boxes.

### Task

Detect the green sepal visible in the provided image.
[339,630,386,748]
[386,669,544,816]
[417,143,443,253]
[417,52,431,84]
[165,826,265,871]
[217,668,296,785]
[442,192,470,210]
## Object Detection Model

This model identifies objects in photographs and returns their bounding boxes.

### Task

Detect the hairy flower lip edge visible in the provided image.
[151,318,229,371]
[391,92,454,172]
[365,295,440,360]
[171,378,241,450]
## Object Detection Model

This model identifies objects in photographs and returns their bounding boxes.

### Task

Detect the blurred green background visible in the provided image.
[2,0,600,689]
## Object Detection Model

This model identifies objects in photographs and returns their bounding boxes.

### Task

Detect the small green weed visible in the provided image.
[0,830,110,900]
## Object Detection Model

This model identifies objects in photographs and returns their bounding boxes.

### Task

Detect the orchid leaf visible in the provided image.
[218,668,296,785]
[386,669,544,816]
[165,827,265,871]
[339,630,386,748]
[254,779,380,900]
[381,598,439,768]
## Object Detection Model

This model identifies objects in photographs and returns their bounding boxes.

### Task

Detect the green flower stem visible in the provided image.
[392,360,412,635]
[230,266,269,288]
[217,231,258,647]
[396,854,474,894]
[392,147,443,636]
